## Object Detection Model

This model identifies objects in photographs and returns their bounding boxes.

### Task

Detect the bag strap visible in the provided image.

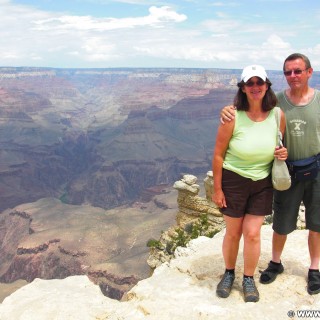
[274,107,283,147]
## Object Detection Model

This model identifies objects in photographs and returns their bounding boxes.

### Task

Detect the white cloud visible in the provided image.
[0,0,319,69]
[81,37,118,62]
[0,3,188,66]
[148,6,187,23]
[32,6,187,32]
[262,34,291,50]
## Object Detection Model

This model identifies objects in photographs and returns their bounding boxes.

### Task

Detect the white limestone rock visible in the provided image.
[173,180,200,194]
[0,276,117,320]
[181,174,198,185]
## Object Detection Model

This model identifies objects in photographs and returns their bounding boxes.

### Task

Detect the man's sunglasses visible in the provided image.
[283,69,308,77]
[244,79,266,87]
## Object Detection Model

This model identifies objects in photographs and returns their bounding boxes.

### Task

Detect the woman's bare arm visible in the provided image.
[212,119,235,207]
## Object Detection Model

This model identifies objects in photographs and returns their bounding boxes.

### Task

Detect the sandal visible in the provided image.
[259,261,284,284]
[308,271,320,295]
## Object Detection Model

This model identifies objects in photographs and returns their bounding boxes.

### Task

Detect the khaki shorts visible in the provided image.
[220,169,273,218]
[273,173,320,234]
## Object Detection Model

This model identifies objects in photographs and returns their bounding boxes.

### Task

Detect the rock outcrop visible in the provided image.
[174,172,224,229]
[0,226,318,320]
[147,172,224,268]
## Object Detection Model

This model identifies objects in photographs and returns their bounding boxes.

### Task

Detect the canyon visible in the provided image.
[0,66,300,212]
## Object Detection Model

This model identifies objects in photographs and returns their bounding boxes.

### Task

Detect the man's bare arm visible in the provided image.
[220,105,236,124]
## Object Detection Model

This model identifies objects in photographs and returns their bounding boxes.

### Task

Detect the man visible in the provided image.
[220,53,320,295]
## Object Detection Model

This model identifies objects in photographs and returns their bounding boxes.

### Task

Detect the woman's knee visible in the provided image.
[243,230,260,243]
[225,230,242,242]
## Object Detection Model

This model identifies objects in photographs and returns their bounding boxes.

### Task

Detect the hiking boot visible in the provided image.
[216,271,235,298]
[259,261,284,284]
[242,277,259,303]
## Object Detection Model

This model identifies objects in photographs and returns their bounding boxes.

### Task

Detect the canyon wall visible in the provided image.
[1,67,300,212]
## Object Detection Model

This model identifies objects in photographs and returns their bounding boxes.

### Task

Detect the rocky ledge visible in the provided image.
[0,225,318,320]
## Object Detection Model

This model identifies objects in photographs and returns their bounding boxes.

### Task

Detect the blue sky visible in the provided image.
[1,0,319,70]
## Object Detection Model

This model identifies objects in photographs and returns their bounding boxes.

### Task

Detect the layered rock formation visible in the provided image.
[1,67,300,213]
[1,67,318,213]
[0,226,318,320]
[174,172,223,228]
[62,87,237,208]
[0,67,240,212]
[0,191,178,301]
[1,172,219,302]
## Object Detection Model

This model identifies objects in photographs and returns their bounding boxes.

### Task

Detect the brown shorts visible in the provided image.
[220,169,273,218]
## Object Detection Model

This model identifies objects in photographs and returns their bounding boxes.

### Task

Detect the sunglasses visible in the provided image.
[244,79,266,87]
[283,69,308,77]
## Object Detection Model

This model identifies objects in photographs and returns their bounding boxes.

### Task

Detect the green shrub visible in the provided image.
[147,214,219,258]
[146,238,164,250]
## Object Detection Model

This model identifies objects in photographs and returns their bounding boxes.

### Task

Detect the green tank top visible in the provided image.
[223,108,278,181]
[277,90,320,161]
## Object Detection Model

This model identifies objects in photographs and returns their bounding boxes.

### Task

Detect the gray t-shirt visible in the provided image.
[277,89,320,161]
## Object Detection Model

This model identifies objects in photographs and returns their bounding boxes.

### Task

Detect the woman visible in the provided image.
[212,65,287,302]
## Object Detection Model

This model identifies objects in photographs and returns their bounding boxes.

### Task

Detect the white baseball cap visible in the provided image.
[241,65,268,82]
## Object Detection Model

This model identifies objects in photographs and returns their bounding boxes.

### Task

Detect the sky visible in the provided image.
[1,0,320,70]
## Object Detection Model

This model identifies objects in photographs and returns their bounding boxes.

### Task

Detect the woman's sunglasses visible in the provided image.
[244,79,266,87]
